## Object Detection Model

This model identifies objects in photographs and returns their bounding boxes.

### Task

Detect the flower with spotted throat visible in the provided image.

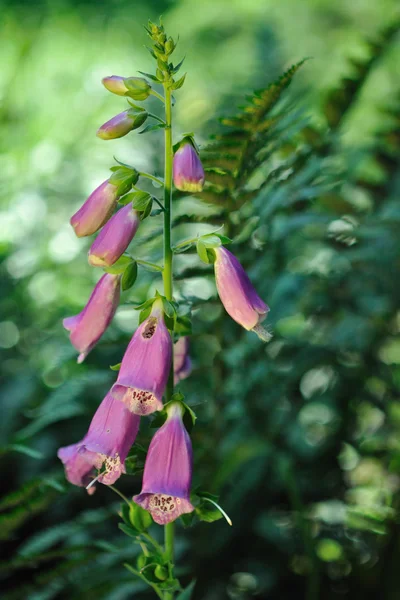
[111,299,172,415]
[57,392,140,492]
[133,401,194,524]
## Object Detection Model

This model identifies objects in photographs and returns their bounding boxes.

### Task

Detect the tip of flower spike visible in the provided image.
[252,323,273,343]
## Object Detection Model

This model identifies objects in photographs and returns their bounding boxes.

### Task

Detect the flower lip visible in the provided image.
[133,492,194,525]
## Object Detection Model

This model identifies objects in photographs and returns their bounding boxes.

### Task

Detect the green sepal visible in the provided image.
[103,254,132,275]
[121,261,138,291]
[196,240,215,264]
[109,363,121,371]
[133,297,157,312]
[126,100,146,112]
[154,565,168,581]
[124,77,151,101]
[194,495,223,524]
[109,166,139,196]
[120,191,153,219]
[126,109,148,130]
[129,501,153,532]
[139,305,153,324]
[175,314,192,336]
[118,522,140,539]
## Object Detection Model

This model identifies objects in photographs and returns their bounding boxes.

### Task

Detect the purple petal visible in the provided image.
[58,392,140,490]
[173,142,205,193]
[133,403,194,524]
[63,273,121,362]
[70,180,118,238]
[88,204,140,267]
[111,302,172,415]
[214,247,269,330]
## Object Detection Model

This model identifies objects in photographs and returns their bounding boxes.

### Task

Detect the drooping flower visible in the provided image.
[58,392,140,492]
[174,337,192,384]
[102,76,151,100]
[97,110,147,140]
[173,139,205,193]
[133,402,194,524]
[214,246,271,341]
[88,203,140,267]
[70,180,119,238]
[63,273,121,363]
[111,299,172,415]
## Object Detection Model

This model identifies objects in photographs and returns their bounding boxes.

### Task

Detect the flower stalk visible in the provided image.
[162,76,176,600]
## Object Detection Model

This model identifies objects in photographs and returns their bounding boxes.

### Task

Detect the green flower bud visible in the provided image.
[154,565,168,581]
[124,77,152,101]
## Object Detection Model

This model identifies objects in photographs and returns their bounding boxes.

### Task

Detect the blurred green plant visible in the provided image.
[0,2,400,599]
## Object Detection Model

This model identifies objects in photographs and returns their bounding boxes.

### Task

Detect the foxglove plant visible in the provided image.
[59,19,271,598]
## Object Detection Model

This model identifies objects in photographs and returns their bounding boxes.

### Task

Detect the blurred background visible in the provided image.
[1,0,400,598]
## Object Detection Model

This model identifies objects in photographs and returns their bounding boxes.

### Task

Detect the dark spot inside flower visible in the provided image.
[142,318,157,339]
[106,429,110,433]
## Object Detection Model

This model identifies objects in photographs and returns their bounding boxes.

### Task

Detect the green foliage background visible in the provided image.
[0,0,399,598]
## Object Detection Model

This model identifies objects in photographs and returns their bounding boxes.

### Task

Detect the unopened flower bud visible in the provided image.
[214,247,272,341]
[173,139,205,193]
[70,180,119,237]
[123,77,152,101]
[102,75,128,96]
[97,110,147,140]
[63,273,121,363]
[88,204,140,267]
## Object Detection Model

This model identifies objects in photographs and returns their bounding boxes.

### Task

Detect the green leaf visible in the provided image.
[103,254,132,275]
[109,363,121,371]
[122,261,138,291]
[139,305,153,324]
[162,297,176,319]
[138,70,160,82]
[133,297,156,311]
[118,523,140,539]
[177,580,196,600]
[172,73,186,90]
[8,444,43,460]
[171,56,185,74]
[122,191,151,211]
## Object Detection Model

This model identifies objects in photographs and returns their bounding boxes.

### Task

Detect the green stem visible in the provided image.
[162,81,175,600]
[139,172,164,187]
[150,89,165,103]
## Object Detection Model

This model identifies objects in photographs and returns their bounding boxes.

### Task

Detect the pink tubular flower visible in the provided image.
[111,300,172,415]
[133,402,194,524]
[63,273,121,363]
[88,204,140,267]
[214,247,272,341]
[174,337,192,384]
[70,180,119,238]
[173,140,205,193]
[58,392,140,492]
